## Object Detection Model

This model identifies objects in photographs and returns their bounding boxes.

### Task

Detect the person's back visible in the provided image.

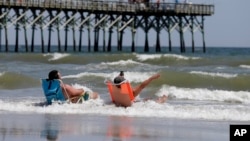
[110,71,167,107]
[112,85,133,107]
[41,79,65,104]
[112,71,134,107]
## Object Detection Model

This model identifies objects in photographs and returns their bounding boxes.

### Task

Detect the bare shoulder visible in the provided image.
[112,86,132,107]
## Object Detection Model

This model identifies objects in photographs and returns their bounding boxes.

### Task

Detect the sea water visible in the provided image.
[0,47,250,121]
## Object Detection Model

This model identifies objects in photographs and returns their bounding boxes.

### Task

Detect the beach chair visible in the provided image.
[41,79,66,104]
[105,80,135,103]
[41,79,87,104]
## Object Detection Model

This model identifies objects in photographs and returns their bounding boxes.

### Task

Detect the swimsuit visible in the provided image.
[82,91,90,101]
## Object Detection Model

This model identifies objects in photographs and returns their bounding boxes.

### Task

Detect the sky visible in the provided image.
[1,0,250,48]
[202,0,250,47]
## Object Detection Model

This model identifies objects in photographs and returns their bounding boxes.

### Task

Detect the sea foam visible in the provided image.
[136,54,200,61]
[62,71,156,83]
[240,65,250,69]
[0,72,5,76]
[157,85,250,104]
[43,53,70,61]
[0,96,249,121]
[1,83,250,121]
[101,59,142,66]
[190,71,237,78]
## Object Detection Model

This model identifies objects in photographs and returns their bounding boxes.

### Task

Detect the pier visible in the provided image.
[0,0,214,53]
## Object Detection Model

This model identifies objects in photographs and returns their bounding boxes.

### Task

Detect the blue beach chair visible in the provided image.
[41,79,66,104]
[41,79,87,104]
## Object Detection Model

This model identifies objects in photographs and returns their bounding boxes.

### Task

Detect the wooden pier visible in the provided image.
[0,0,214,53]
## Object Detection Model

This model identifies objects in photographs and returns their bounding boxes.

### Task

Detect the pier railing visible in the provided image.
[0,0,214,15]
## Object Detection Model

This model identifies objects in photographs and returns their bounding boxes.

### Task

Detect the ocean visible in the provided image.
[0,46,250,141]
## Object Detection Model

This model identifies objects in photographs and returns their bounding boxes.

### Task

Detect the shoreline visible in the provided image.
[1,112,245,141]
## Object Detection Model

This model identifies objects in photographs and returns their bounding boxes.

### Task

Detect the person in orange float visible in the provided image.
[108,71,167,107]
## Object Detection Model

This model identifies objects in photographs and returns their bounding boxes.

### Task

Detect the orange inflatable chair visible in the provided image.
[106,80,135,103]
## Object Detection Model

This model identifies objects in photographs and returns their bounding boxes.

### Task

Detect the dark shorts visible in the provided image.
[83,92,89,101]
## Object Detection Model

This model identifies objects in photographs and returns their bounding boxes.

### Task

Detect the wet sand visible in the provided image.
[0,112,244,141]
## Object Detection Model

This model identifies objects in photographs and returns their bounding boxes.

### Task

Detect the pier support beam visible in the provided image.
[64,25,68,52]
[40,26,45,53]
[202,16,206,53]
[87,25,91,52]
[168,29,172,52]
[22,10,28,52]
[31,24,35,52]
[94,27,100,52]
[131,16,136,52]
[72,26,76,52]
[167,16,172,52]
[144,16,149,52]
[56,11,61,52]
[79,27,83,52]
[107,28,112,52]
[64,12,69,52]
[131,28,136,52]
[31,10,36,52]
[119,30,124,51]
[47,11,53,52]
[179,16,185,53]
[0,10,2,52]
[94,15,99,52]
[0,24,1,52]
[117,23,120,51]
[87,14,92,52]
[102,27,106,52]
[78,13,84,52]
[57,25,61,52]
[23,22,28,52]
[4,10,8,52]
[191,16,195,53]
[155,16,161,52]
[15,9,20,52]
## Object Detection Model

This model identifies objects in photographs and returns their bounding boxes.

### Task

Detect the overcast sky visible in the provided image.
[2,0,250,48]
[203,0,250,47]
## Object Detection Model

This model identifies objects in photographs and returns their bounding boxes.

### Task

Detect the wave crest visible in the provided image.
[136,54,200,61]
[157,85,250,104]
[43,53,70,61]
[190,71,237,78]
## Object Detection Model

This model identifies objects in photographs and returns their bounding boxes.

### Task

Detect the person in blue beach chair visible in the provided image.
[42,70,99,104]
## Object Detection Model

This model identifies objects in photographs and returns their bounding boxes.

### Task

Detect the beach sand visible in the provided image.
[0,112,241,141]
